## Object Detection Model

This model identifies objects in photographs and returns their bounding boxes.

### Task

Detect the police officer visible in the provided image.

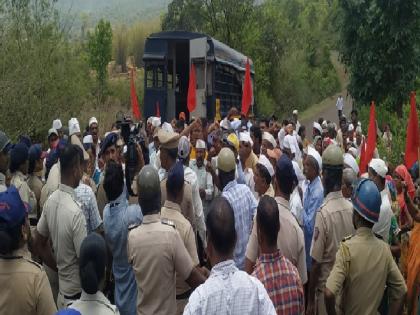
[324,179,406,315]
[127,165,206,315]
[0,186,57,315]
[306,144,355,315]
[160,162,201,314]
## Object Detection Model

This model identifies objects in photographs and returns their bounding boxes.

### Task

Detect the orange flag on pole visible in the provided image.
[130,68,141,120]
[241,59,253,116]
[156,101,160,118]
[360,101,377,174]
[405,91,419,169]
[187,64,197,113]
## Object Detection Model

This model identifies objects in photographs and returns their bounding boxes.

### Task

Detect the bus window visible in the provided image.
[146,64,154,88]
[193,60,205,90]
[167,60,173,89]
[156,65,164,88]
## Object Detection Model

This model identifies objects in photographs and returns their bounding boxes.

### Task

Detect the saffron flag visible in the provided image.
[156,101,160,118]
[405,91,419,168]
[360,101,377,174]
[130,68,141,120]
[241,59,253,116]
[187,64,197,113]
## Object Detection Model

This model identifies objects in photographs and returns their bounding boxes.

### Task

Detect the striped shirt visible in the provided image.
[252,250,304,315]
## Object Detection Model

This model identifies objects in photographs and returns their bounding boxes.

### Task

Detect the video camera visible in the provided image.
[116,113,149,196]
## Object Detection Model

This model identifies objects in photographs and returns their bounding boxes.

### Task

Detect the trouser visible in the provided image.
[176,299,188,315]
[44,265,59,303]
[57,291,81,310]
[316,289,328,315]
[338,110,342,119]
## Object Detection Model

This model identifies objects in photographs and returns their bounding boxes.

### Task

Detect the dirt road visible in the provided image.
[300,51,352,133]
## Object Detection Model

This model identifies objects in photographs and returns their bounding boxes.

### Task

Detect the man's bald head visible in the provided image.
[206,197,236,256]
[343,168,357,188]
[257,196,279,247]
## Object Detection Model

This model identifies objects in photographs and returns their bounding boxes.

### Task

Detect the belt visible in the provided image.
[63,292,82,300]
[176,289,193,300]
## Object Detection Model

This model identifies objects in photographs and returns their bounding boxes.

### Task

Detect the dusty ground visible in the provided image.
[300,51,352,132]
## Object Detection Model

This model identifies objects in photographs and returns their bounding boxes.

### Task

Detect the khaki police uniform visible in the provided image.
[37,183,87,309]
[69,291,119,314]
[246,196,307,284]
[310,191,354,315]
[326,227,407,315]
[0,248,57,315]
[161,179,196,232]
[11,171,37,218]
[28,173,44,216]
[127,213,195,315]
[161,200,200,315]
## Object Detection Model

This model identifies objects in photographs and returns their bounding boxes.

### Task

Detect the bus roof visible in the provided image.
[146,31,254,73]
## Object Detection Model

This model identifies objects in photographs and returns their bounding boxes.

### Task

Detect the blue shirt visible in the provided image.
[302,176,324,270]
[222,180,257,270]
[103,192,143,315]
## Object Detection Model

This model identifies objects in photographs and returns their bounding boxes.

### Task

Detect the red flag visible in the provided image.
[360,101,377,173]
[187,64,197,113]
[405,91,419,168]
[156,101,160,118]
[359,138,366,175]
[130,68,141,120]
[241,58,253,116]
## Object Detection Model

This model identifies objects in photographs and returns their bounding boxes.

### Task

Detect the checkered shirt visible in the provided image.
[74,183,102,233]
[184,260,276,315]
[222,180,257,270]
[252,250,305,315]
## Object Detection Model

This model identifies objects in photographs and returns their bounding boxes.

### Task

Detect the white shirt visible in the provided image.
[372,188,394,243]
[290,187,304,226]
[189,160,214,201]
[284,134,302,163]
[184,260,276,315]
[278,128,286,149]
[336,97,344,110]
[70,290,119,315]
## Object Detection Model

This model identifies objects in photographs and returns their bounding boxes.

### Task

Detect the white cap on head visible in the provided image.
[53,119,62,130]
[307,146,322,170]
[178,136,190,160]
[152,117,161,128]
[262,131,277,148]
[344,153,359,175]
[220,118,231,130]
[258,154,275,177]
[369,158,388,178]
[313,122,322,134]
[89,117,98,127]
[322,120,328,129]
[68,118,81,136]
[196,139,206,150]
[83,135,93,144]
[230,119,241,131]
[162,122,173,133]
[293,109,298,115]
[48,128,58,137]
[239,132,253,147]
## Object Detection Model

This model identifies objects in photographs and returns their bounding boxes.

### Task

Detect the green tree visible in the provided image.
[338,0,420,116]
[88,19,113,101]
[0,0,91,141]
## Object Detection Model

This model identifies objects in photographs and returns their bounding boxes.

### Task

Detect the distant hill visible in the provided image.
[57,0,169,32]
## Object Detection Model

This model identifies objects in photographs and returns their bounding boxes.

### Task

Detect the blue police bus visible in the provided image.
[143,31,254,121]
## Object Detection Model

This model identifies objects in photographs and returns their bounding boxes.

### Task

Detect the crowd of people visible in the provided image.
[0,106,419,315]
